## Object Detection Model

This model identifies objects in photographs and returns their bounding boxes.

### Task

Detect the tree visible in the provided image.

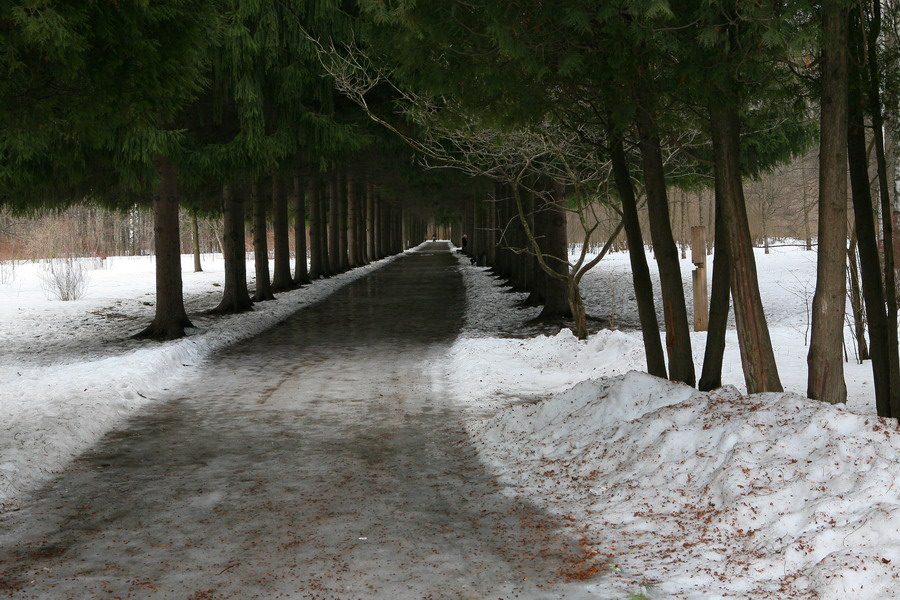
[808,0,850,405]
[272,175,296,291]
[293,172,312,285]
[2,1,219,340]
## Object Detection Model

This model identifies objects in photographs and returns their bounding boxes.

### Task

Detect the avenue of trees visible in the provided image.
[3,1,900,418]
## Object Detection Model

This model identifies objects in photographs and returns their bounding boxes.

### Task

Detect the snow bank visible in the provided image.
[450,328,644,410]
[575,245,877,413]
[450,253,900,597]
[0,250,409,507]
[465,371,900,597]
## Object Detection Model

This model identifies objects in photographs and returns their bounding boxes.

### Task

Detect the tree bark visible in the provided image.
[338,171,349,271]
[366,183,376,262]
[252,181,275,302]
[327,175,340,274]
[634,87,695,386]
[293,173,311,285]
[536,185,571,319]
[808,1,849,404]
[380,200,390,258]
[347,176,359,268]
[214,183,252,313]
[496,184,513,281]
[354,182,364,264]
[271,175,294,292]
[373,194,382,260]
[137,155,193,340]
[486,193,497,266]
[865,0,900,417]
[699,181,731,391]
[308,176,323,279]
[319,178,332,276]
[847,238,869,361]
[191,212,202,273]
[464,192,476,257]
[848,11,891,414]
[508,188,528,291]
[521,186,546,308]
[609,134,667,379]
[708,99,783,393]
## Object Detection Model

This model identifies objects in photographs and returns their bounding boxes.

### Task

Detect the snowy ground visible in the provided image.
[577,245,875,413]
[447,247,900,598]
[0,244,599,598]
[0,252,403,507]
[2,242,898,597]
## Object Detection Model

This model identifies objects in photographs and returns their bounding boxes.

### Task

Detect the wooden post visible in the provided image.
[692,225,709,331]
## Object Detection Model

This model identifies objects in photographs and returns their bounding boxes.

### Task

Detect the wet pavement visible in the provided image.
[0,242,593,599]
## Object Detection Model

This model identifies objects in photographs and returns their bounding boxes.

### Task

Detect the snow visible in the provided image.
[448,248,900,597]
[576,244,875,412]
[3,240,899,596]
[0,251,407,508]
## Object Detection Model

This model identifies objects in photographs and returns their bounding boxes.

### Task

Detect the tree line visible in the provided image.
[1,1,463,338]
[323,0,899,417]
[3,1,900,418]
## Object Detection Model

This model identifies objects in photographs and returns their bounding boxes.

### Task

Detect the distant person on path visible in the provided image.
[432,233,436,242]
[460,234,468,254]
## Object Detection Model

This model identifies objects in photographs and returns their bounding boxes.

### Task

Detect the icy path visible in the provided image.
[0,243,592,599]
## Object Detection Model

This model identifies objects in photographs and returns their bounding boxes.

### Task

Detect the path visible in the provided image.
[0,243,594,599]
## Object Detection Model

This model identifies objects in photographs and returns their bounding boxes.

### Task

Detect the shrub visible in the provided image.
[0,260,15,284]
[40,257,88,301]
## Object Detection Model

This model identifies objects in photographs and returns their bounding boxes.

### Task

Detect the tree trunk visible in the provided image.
[327,175,340,274]
[466,192,477,257]
[521,188,545,308]
[536,185,570,319]
[486,194,496,266]
[211,220,225,256]
[634,88,696,386]
[293,173,311,285]
[366,183,376,262]
[679,191,687,259]
[354,181,369,266]
[252,182,275,302]
[508,188,528,291]
[499,184,515,281]
[347,177,359,268]
[709,99,783,393]
[381,201,390,258]
[699,181,732,391]
[808,1,849,404]
[214,183,252,313]
[865,0,900,417]
[373,194,382,260]
[338,171,349,271]
[319,178,332,276]
[390,206,398,254]
[137,155,193,340]
[609,133,667,379]
[568,280,588,340]
[847,238,869,361]
[848,10,892,414]
[191,212,202,273]
[308,176,323,279]
[271,175,294,291]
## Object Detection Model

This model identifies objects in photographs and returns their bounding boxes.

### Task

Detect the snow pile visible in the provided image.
[0,250,410,507]
[465,371,900,598]
[574,245,876,413]
[450,253,899,596]
[449,328,645,411]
